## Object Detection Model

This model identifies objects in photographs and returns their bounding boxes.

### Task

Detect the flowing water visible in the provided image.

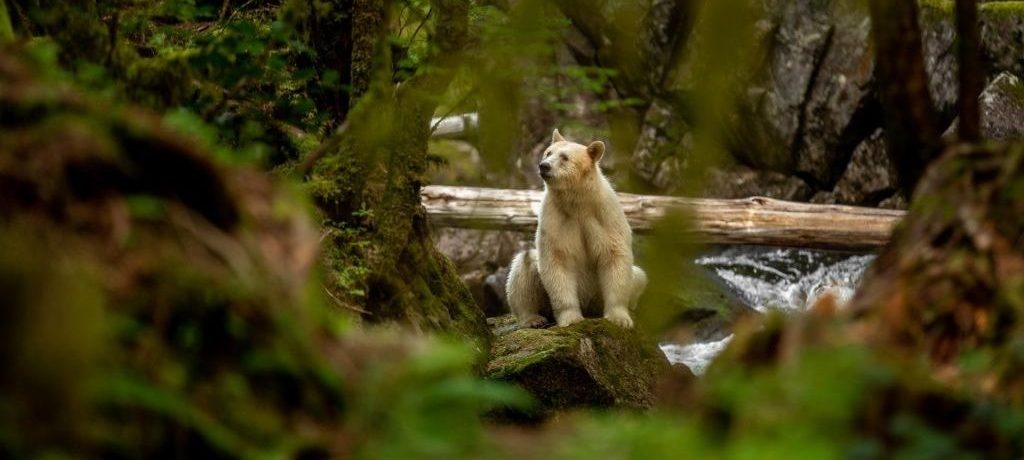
[660,247,876,374]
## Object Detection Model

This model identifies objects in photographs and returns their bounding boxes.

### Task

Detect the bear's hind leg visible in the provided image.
[506,250,549,328]
[629,265,647,310]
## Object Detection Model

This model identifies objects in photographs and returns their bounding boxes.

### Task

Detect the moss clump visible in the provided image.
[486,318,671,416]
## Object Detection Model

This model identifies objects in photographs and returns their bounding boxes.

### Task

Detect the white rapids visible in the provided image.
[660,247,875,375]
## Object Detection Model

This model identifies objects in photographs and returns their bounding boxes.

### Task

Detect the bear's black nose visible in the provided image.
[538,163,551,175]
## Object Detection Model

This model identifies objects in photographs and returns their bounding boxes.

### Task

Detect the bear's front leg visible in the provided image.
[541,264,584,327]
[600,260,635,328]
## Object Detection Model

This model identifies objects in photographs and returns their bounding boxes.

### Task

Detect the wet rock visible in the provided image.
[748,0,834,172]
[946,72,1024,141]
[811,129,897,206]
[701,165,813,201]
[663,267,760,343]
[485,317,671,415]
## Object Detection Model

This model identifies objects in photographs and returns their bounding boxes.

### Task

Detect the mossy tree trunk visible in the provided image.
[350,0,387,102]
[849,143,1024,390]
[312,0,491,343]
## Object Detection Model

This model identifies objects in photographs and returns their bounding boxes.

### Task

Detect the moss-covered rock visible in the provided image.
[653,266,759,343]
[485,317,671,416]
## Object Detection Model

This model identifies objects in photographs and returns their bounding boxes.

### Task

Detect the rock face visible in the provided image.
[977,72,1024,139]
[702,165,812,201]
[753,0,834,173]
[485,317,671,414]
[791,3,876,188]
[632,1,1024,203]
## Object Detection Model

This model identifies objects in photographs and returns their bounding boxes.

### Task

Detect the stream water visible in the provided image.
[660,247,876,375]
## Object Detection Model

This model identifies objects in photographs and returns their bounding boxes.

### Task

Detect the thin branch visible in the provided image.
[406,7,432,49]
[219,0,230,22]
[322,284,372,315]
[955,0,982,142]
[429,87,477,135]
[296,119,350,176]
[225,0,257,23]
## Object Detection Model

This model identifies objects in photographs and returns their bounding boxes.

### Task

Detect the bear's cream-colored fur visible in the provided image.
[506,129,647,328]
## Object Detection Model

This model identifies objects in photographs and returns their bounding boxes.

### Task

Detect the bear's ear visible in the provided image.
[552,129,567,144]
[587,141,605,163]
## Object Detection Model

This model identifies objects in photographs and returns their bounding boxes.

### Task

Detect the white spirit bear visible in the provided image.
[506,129,647,328]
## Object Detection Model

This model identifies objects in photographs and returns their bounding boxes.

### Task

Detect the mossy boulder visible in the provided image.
[485,317,671,415]
[655,266,760,343]
[946,72,1024,140]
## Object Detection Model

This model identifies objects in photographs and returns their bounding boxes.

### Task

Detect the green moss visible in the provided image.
[485,318,671,415]
[918,0,953,14]
[980,2,1024,16]
[919,0,1024,17]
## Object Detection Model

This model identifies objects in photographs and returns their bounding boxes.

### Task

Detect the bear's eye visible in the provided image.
[560,153,568,161]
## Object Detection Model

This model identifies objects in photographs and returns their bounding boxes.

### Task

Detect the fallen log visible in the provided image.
[421,185,906,251]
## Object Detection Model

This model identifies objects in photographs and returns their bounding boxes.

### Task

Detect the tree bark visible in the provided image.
[422,186,905,251]
[868,0,944,197]
[956,0,982,142]
[849,142,1024,383]
[350,0,388,101]
[312,0,490,342]
[300,0,354,127]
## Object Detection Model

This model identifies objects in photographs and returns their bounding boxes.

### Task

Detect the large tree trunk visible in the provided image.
[849,143,1024,387]
[312,0,490,342]
[294,0,355,127]
[868,0,944,197]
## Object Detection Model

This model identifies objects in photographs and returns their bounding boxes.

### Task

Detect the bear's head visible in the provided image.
[538,129,605,188]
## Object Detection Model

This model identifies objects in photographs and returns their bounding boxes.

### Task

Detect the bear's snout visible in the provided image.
[538,162,552,179]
